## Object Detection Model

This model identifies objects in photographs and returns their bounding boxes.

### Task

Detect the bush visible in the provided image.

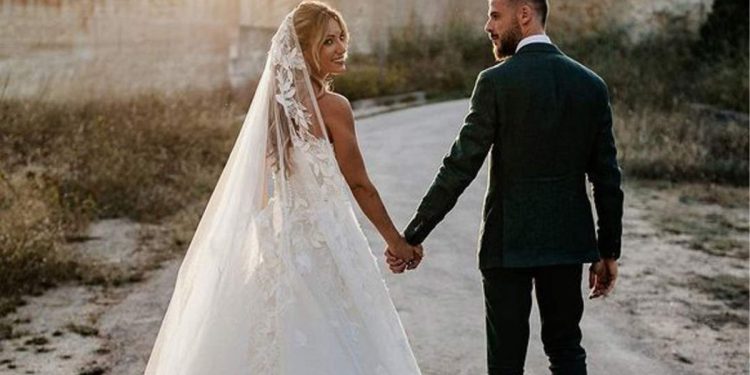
[335,18,495,101]
[614,104,748,184]
[333,63,410,100]
[692,0,750,112]
[335,13,748,185]
[561,28,748,113]
[696,0,749,59]
[337,7,748,113]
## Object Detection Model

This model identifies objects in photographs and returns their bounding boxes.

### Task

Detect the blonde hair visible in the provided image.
[292,1,349,90]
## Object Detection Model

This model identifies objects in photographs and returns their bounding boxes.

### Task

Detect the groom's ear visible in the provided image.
[518,4,534,26]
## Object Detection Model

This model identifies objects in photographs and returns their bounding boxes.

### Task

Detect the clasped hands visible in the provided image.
[383,236,423,274]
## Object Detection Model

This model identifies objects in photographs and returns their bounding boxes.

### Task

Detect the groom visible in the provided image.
[385,0,624,374]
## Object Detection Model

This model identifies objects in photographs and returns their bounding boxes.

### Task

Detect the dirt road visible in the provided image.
[353,100,690,375]
[1,100,746,375]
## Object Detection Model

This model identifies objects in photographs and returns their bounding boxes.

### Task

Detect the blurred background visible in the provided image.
[0,0,747,374]
[0,0,743,106]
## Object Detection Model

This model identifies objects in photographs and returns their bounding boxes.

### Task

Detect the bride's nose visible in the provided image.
[336,40,347,54]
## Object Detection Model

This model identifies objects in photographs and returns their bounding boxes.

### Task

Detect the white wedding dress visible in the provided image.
[143,11,422,375]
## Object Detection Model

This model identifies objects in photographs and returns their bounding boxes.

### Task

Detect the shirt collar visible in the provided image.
[515,34,552,53]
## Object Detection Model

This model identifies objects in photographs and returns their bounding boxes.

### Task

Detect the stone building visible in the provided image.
[0,0,239,101]
[0,0,713,102]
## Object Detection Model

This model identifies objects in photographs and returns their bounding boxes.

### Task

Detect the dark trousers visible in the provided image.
[481,264,587,375]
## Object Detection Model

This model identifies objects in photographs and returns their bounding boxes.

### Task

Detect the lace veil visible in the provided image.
[144,9,421,374]
[143,12,334,373]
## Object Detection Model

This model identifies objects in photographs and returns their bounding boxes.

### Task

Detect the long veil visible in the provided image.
[144,10,421,375]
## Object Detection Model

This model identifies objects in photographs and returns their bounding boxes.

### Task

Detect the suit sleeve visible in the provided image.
[403,71,497,245]
[586,84,624,259]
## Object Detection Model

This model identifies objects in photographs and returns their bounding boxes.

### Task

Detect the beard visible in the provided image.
[493,21,523,61]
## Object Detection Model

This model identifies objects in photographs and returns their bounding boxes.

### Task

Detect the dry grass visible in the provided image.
[614,105,748,185]
[692,274,749,310]
[0,170,82,300]
[0,90,239,222]
[640,180,749,260]
[690,274,749,329]
[0,89,241,312]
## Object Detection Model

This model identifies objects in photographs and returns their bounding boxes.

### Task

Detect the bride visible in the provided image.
[143,1,423,374]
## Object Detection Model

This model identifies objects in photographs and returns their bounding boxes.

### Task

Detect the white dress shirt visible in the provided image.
[516,34,553,52]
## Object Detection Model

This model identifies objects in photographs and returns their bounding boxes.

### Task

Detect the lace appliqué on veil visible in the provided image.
[244,13,419,375]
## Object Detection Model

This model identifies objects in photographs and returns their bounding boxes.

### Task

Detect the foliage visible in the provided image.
[335,18,495,100]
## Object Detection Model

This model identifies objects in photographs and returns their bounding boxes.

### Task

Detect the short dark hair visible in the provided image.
[511,0,549,26]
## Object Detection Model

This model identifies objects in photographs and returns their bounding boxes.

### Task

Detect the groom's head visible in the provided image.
[484,0,549,61]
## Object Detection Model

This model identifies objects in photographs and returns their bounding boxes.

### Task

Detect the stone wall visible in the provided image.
[0,0,715,102]
[0,0,237,102]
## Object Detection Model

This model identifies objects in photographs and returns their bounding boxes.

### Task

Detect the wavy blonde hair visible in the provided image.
[292,1,349,90]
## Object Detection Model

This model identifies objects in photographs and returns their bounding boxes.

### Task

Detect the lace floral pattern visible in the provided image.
[144,10,419,375]
[214,13,419,375]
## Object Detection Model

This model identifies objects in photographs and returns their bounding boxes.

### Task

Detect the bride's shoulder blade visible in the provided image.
[316,91,355,133]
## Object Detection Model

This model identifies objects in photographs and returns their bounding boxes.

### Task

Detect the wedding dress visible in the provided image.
[143,11,422,375]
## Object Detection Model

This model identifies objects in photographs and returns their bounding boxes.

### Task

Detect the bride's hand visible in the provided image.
[406,244,423,270]
[384,240,423,273]
[386,237,417,261]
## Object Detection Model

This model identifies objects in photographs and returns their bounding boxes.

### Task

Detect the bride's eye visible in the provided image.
[324,39,333,46]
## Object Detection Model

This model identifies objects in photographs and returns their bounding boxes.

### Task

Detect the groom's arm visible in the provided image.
[403,71,497,246]
[586,84,624,260]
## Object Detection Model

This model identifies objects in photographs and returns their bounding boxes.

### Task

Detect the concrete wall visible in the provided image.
[0,0,715,102]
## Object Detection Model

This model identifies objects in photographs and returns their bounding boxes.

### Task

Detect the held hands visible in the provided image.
[383,237,423,274]
[588,258,618,299]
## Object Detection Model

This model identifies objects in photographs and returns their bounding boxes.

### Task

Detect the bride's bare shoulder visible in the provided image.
[317,91,354,125]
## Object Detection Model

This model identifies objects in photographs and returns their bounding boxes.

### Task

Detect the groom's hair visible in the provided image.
[510,0,549,26]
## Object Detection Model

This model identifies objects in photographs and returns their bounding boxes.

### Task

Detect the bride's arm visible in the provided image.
[318,93,420,262]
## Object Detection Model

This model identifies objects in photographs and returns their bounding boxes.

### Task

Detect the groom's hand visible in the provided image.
[384,246,423,273]
[384,242,423,273]
[588,258,618,299]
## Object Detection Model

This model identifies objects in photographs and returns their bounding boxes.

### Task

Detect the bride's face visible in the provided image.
[317,19,348,77]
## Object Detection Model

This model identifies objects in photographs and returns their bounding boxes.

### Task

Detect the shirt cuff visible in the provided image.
[403,212,431,246]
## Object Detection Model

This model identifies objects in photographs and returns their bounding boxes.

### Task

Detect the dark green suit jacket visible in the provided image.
[404,43,624,269]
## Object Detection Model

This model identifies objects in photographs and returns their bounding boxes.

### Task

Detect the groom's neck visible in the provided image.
[521,24,546,40]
